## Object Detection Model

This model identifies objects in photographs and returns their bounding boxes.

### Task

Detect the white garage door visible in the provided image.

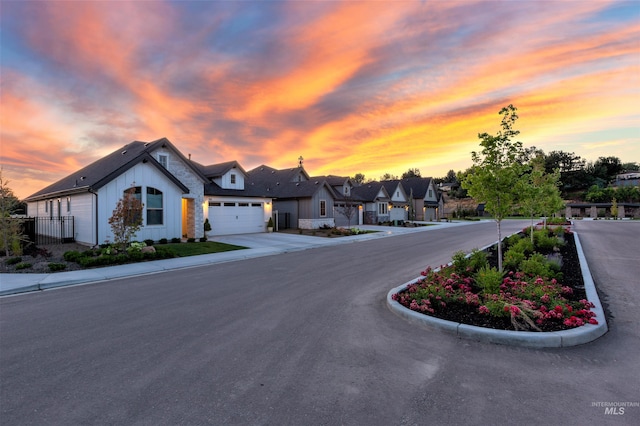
[208,201,265,235]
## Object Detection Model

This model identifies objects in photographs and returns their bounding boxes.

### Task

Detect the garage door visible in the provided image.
[208,201,266,235]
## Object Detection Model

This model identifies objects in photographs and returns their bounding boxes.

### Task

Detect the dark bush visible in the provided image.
[6,257,22,265]
[199,237,207,242]
[48,263,67,272]
[171,238,181,243]
[187,238,196,243]
[15,262,32,270]
[159,238,168,244]
[144,239,155,246]
[63,251,84,262]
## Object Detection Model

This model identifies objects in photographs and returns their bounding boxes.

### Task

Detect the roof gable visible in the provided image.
[25,137,198,201]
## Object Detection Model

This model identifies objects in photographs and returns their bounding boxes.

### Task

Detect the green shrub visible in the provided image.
[533,229,559,251]
[504,233,523,249]
[144,239,155,246]
[63,251,84,262]
[468,249,488,271]
[520,253,556,278]
[511,237,535,256]
[6,257,22,265]
[187,237,196,243]
[451,251,471,276]
[128,251,144,261]
[171,237,181,243]
[475,266,504,294]
[199,237,207,242]
[15,262,32,270]
[503,248,525,271]
[159,238,168,244]
[48,263,67,272]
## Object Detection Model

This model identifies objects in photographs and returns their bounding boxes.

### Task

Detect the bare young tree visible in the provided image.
[108,187,144,251]
[339,194,359,227]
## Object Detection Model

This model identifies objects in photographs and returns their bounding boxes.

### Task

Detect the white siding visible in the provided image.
[70,193,96,245]
[97,162,185,244]
[213,170,245,190]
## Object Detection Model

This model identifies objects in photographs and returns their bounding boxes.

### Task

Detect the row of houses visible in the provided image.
[24,138,443,246]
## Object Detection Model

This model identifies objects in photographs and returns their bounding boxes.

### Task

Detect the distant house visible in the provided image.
[400,177,443,221]
[614,172,640,187]
[352,182,391,224]
[318,175,363,227]
[381,181,409,222]
[24,138,208,246]
[247,165,337,229]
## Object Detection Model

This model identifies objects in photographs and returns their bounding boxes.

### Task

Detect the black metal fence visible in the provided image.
[20,216,75,245]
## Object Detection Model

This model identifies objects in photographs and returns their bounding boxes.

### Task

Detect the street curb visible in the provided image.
[386,231,608,348]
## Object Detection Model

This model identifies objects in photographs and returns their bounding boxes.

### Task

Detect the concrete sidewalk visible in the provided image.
[1,221,473,296]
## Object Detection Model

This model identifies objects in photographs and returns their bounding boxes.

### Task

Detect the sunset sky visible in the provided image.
[1,0,639,200]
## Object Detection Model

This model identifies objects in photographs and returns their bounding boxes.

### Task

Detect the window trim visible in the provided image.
[146,187,163,226]
[158,154,168,169]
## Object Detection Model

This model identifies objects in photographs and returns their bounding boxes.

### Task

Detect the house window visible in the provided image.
[230,174,236,184]
[378,203,388,215]
[428,189,433,198]
[158,154,168,169]
[124,187,143,225]
[320,200,327,217]
[209,202,221,207]
[239,202,249,207]
[146,187,163,225]
[49,200,53,218]
[224,202,235,207]
[66,197,71,213]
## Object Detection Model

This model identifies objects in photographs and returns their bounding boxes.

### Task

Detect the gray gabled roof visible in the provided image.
[195,160,247,179]
[351,182,390,202]
[392,177,435,199]
[246,165,334,199]
[24,137,201,201]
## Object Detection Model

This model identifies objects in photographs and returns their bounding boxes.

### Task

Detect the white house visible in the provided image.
[24,138,274,245]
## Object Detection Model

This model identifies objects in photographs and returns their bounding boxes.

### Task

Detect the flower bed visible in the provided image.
[391,228,599,332]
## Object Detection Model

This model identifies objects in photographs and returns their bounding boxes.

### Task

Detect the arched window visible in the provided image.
[146,187,163,225]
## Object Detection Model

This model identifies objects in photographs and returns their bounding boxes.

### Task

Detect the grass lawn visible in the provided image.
[154,241,247,257]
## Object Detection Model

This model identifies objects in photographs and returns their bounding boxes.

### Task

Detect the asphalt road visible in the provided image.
[1,220,638,425]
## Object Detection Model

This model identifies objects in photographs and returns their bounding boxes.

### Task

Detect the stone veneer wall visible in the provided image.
[298,218,335,229]
[158,148,205,239]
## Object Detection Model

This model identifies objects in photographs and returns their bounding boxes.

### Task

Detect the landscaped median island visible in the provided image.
[387,224,608,347]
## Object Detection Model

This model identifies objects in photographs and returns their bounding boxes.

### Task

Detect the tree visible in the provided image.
[621,162,639,172]
[0,170,26,256]
[589,156,623,184]
[444,169,458,183]
[108,187,144,251]
[518,157,563,242]
[338,193,359,227]
[351,173,366,186]
[402,168,421,179]
[461,105,527,271]
[380,173,398,181]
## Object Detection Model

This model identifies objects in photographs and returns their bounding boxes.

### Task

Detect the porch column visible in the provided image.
[590,206,597,218]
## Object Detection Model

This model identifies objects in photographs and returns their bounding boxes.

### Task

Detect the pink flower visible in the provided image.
[479,305,490,315]
[588,318,598,325]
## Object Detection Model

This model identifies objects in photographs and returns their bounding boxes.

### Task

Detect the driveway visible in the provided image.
[1,220,638,425]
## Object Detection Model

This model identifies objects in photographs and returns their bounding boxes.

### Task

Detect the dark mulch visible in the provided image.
[403,232,587,332]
